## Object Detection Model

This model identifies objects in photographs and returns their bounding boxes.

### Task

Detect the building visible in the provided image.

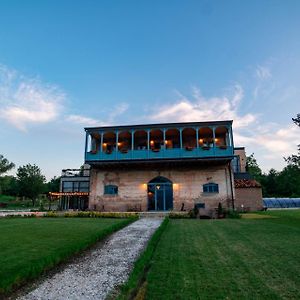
[58,168,90,210]
[56,121,262,213]
[82,120,263,213]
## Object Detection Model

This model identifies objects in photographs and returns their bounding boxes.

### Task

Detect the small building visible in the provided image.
[58,167,90,210]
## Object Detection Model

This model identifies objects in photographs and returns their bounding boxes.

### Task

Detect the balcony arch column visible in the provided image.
[196,127,199,148]
[116,130,119,152]
[179,128,183,149]
[100,132,104,153]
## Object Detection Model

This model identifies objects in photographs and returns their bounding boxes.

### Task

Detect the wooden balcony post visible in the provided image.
[179,128,183,149]
[100,132,103,152]
[147,129,150,150]
[85,131,88,155]
[116,130,119,151]
[131,129,134,150]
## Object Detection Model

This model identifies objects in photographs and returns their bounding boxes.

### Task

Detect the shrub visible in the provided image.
[64,211,139,219]
[44,211,59,217]
[168,212,190,219]
[226,209,241,219]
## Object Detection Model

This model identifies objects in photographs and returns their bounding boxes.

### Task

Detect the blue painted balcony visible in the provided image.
[84,121,234,164]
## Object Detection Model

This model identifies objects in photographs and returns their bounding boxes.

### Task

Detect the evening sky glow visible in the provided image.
[0,0,300,179]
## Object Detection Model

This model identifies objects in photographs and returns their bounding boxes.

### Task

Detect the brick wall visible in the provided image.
[88,163,235,212]
[235,187,263,211]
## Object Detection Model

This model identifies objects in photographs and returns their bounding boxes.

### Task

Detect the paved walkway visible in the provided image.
[19,218,162,300]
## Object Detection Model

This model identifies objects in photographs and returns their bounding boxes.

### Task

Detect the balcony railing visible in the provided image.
[85,145,233,162]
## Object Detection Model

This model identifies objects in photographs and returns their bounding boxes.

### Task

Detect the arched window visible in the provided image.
[203,183,219,193]
[104,185,118,195]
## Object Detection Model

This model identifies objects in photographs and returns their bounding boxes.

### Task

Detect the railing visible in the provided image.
[85,146,233,162]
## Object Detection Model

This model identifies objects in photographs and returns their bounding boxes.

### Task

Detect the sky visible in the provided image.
[0,0,299,180]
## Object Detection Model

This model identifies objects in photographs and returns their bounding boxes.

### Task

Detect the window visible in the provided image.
[104,185,118,195]
[203,183,219,193]
[79,181,89,192]
[62,181,73,192]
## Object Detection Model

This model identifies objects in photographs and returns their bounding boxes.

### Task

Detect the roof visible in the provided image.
[234,179,261,188]
[84,120,233,131]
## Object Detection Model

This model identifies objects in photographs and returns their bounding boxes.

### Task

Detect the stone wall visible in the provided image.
[88,163,235,212]
[235,187,263,211]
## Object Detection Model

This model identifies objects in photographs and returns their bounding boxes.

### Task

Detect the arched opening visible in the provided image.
[215,126,229,148]
[198,127,213,149]
[134,130,147,150]
[150,129,163,151]
[103,131,116,154]
[89,132,100,153]
[182,128,196,150]
[118,131,131,153]
[147,176,173,211]
[165,128,180,149]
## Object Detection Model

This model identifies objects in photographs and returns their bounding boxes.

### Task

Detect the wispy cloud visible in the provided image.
[256,65,272,80]
[0,65,64,131]
[67,103,129,127]
[144,83,298,171]
[66,115,102,126]
[149,84,257,130]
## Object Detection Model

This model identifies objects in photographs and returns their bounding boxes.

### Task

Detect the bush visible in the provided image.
[226,209,241,219]
[44,211,59,217]
[64,211,139,219]
[168,212,190,219]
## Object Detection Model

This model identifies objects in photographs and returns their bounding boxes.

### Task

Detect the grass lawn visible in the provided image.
[0,217,133,296]
[139,210,300,299]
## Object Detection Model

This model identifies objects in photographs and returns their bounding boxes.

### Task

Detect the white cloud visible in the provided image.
[66,115,102,126]
[145,84,299,171]
[150,84,256,130]
[0,65,64,131]
[256,65,272,80]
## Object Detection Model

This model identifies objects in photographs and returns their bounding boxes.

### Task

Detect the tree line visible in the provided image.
[0,159,60,206]
[246,114,300,197]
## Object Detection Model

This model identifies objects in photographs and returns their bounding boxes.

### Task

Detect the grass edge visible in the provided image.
[115,217,169,300]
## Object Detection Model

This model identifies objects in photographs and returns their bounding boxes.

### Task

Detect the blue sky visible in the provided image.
[0,0,299,179]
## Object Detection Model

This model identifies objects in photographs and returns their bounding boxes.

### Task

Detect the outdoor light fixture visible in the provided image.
[150,140,154,144]
[156,185,160,190]
[165,140,168,144]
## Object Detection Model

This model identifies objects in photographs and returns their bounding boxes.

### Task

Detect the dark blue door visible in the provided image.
[147,177,173,211]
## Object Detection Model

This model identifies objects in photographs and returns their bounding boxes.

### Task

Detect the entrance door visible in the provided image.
[147,176,173,211]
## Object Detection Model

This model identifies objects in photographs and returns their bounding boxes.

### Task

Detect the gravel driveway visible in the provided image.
[19,218,162,300]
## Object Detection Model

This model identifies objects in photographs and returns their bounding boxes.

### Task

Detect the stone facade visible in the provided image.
[89,162,235,212]
[235,188,263,211]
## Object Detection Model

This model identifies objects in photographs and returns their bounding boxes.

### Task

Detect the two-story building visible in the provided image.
[84,121,240,212]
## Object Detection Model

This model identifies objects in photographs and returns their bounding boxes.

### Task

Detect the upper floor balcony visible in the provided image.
[84,121,234,164]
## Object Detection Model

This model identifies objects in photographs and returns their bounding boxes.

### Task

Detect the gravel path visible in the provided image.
[19,218,162,300]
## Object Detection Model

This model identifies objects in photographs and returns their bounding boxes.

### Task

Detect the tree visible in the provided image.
[246,153,262,180]
[0,154,15,175]
[46,176,61,193]
[16,164,46,206]
[285,113,300,167]
[0,155,15,194]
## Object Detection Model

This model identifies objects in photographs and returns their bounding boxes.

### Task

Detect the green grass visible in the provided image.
[127,210,300,300]
[116,218,169,300]
[0,217,134,296]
